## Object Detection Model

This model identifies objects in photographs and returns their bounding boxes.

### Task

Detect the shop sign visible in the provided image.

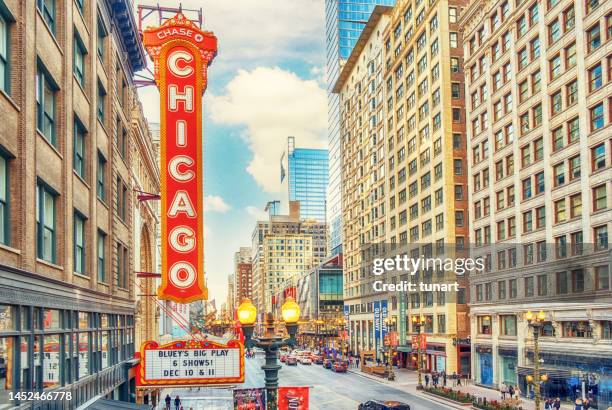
[278,387,309,410]
[233,388,266,410]
[142,13,217,303]
[136,340,244,386]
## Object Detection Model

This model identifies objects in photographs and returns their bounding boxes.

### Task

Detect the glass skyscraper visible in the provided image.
[325,0,396,255]
[281,137,329,221]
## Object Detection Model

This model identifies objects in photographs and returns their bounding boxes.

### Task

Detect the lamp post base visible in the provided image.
[416,384,424,390]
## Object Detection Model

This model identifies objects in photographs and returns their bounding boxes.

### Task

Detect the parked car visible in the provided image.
[312,355,324,364]
[358,400,410,410]
[286,356,298,366]
[323,358,333,369]
[298,356,312,365]
[332,361,348,372]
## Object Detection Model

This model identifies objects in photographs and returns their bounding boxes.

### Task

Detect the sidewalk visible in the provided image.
[347,366,574,410]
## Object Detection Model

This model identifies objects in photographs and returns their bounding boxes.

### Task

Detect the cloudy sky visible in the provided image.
[137,0,327,308]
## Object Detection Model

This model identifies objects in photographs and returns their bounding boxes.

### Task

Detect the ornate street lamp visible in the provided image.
[384,316,397,381]
[525,310,546,410]
[237,297,301,410]
[412,315,426,390]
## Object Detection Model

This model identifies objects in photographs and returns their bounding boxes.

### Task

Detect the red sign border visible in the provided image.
[157,39,207,303]
[136,339,245,386]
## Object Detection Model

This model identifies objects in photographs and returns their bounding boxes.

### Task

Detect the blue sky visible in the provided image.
[137,0,328,307]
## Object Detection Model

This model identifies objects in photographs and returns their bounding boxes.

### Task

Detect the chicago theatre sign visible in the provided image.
[143,14,217,303]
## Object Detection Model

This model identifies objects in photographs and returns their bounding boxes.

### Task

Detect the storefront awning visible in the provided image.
[86,399,151,409]
[397,345,414,353]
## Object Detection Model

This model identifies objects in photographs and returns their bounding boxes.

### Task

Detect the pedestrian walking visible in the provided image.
[575,399,584,410]
[545,399,553,409]
[501,382,508,399]
[356,357,360,369]
[425,374,430,387]
[165,395,171,410]
[554,398,561,410]
[443,372,447,387]
[174,395,181,410]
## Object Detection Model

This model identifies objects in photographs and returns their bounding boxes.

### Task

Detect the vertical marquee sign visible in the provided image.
[143,14,217,303]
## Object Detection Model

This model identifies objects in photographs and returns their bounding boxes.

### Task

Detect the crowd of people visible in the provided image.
[423,371,466,388]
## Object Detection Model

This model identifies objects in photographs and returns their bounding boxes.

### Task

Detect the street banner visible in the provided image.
[135,339,244,386]
[411,335,419,350]
[373,301,380,355]
[398,294,406,345]
[420,334,427,350]
[381,299,388,342]
[233,388,266,410]
[278,387,309,410]
[142,13,217,303]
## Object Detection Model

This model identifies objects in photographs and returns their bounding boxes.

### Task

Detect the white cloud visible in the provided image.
[208,67,327,193]
[136,0,325,123]
[204,195,231,213]
[171,0,324,69]
[245,206,269,221]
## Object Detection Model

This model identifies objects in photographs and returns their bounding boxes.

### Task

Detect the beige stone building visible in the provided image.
[461,0,612,403]
[384,0,472,374]
[334,5,393,359]
[0,0,159,407]
[250,201,326,315]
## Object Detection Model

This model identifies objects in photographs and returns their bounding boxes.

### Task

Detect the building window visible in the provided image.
[97,17,107,60]
[97,152,106,201]
[594,225,608,250]
[36,181,56,263]
[37,0,56,34]
[562,321,592,338]
[116,242,128,289]
[73,33,86,86]
[589,64,603,91]
[537,274,548,295]
[0,12,10,94]
[501,315,517,336]
[450,32,458,48]
[0,154,8,245]
[36,65,57,145]
[117,177,127,221]
[75,0,84,13]
[572,269,584,292]
[98,230,106,282]
[74,212,86,275]
[593,185,607,211]
[509,278,517,298]
[588,24,601,52]
[437,314,446,333]
[478,316,492,334]
[74,118,86,178]
[595,265,609,290]
[557,271,568,294]
[592,143,606,170]
[525,276,534,296]
[97,80,106,122]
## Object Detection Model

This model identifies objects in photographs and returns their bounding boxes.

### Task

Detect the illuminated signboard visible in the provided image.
[136,340,244,386]
[142,13,217,303]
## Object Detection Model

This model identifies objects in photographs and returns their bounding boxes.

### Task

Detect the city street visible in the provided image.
[157,355,451,409]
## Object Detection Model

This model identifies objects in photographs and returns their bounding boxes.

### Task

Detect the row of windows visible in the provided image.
[475,265,609,304]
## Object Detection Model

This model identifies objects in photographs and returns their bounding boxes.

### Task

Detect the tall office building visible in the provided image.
[462,0,612,404]
[251,202,327,314]
[334,5,393,358]
[382,0,471,374]
[234,247,253,307]
[325,0,397,256]
[280,136,329,222]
